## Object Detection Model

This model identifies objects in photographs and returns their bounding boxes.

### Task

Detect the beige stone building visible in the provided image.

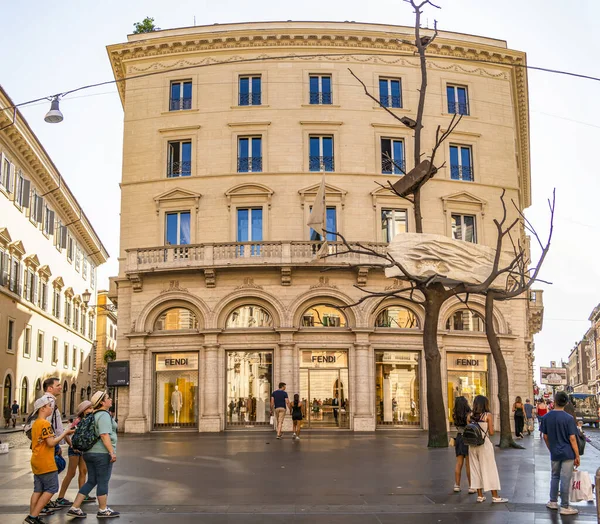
[106,21,542,433]
[0,86,108,422]
[92,290,118,390]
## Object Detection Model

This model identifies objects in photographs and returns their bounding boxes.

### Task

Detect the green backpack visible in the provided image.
[72,412,108,452]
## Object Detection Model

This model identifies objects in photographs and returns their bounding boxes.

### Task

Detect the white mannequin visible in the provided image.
[171,385,183,424]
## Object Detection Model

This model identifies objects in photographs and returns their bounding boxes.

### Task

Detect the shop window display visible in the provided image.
[226,305,273,328]
[226,351,273,426]
[154,352,198,429]
[446,309,485,331]
[375,306,420,329]
[447,353,489,424]
[154,308,198,331]
[375,351,420,426]
[301,304,346,328]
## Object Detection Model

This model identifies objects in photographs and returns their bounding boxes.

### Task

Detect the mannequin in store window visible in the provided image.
[171,385,183,425]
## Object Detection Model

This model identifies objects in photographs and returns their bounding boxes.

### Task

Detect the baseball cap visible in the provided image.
[32,396,52,416]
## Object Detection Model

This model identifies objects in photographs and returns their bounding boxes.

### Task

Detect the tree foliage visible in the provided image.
[133,17,158,34]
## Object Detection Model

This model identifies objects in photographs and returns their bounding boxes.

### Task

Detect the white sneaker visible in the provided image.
[546,501,559,510]
[559,507,579,515]
[292,433,296,438]
[453,484,461,492]
[295,435,300,440]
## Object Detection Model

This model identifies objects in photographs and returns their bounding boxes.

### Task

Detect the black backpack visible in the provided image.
[462,420,488,446]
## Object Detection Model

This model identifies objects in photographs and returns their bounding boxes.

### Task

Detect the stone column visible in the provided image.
[353,343,375,431]
[199,344,221,432]
[124,349,148,434]
[278,343,295,432]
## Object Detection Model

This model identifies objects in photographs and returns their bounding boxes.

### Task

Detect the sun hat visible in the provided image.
[91,391,108,409]
[76,400,93,416]
[32,396,53,417]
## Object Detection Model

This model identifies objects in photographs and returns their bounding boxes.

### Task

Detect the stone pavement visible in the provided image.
[0,428,598,523]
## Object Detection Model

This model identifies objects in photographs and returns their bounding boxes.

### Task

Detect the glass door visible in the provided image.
[300,368,349,428]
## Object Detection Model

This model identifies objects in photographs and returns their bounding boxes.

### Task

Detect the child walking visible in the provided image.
[25,397,75,524]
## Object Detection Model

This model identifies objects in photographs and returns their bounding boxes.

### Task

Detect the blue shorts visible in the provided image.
[68,446,82,457]
[34,471,59,494]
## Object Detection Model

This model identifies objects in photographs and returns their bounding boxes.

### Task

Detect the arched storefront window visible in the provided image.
[20,378,28,414]
[70,384,77,415]
[301,304,347,328]
[226,305,273,328]
[375,306,420,328]
[154,308,198,331]
[3,374,12,408]
[446,310,485,332]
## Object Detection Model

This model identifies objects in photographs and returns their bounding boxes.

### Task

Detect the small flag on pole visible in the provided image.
[307,175,328,258]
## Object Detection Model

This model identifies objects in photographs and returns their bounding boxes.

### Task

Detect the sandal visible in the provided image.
[476,496,486,503]
[453,484,461,492]
[492,497,508,503]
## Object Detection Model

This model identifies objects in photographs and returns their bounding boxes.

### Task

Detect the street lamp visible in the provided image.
[82,289,117,312]
[44,96,64,124]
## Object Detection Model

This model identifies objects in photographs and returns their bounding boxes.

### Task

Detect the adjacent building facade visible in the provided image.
[93,290,118,390]
[107,21,542,433]
[0,86,108,422]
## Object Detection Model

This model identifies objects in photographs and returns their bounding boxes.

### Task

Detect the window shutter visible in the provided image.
[33,274,38,305]
[36,196,44,223]
[1,253,8,286]
[48,210,55,235]
[22,179,31,208]
[60,226,68,248]
[18,263,23,296]
[7,163,15,193]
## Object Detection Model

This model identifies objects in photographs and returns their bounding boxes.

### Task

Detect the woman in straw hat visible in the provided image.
[54,400,95,507]
[66,391,120,519]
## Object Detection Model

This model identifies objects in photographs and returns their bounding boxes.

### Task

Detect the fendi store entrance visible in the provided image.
[447,352,489,424]
[299,350,349,429]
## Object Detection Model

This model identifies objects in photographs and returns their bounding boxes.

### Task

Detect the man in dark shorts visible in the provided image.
[523,398,535,435]
[270,383,290,439]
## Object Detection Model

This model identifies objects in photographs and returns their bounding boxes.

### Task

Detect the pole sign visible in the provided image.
[540,367,567,386]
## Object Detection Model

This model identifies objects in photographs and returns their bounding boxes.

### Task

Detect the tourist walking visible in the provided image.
[537,399,548,437]
[468,395,508,503]
[3,403,11,428]
[67,391,120,519]
[11,400,19,428]
[270,382,290,439]
[452,396,475,494]
[512,396,525,438]
[523,398,535,436]
[291,394,303,440]
[540,391,580,515]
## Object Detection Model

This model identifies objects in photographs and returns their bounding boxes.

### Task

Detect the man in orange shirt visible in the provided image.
[25,397,74,524]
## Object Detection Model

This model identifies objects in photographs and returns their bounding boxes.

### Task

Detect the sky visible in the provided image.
[2,0,599,376]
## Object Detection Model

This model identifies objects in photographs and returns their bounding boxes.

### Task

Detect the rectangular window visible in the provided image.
[381,209,408,242]
[309,136,334,172]
[447,85,469,115]
[80,349,84,371]
[169,80,192,111]
[167,140,192,177]
[72,346,77,370]
[64,298,72,325]
[7,319,14,352]
[88,354,92,373]
[0,249,8,287]
[14,172,31,208]
[237,208,263,256]
[379,78,402,108]
[64,343,69,368]
[82,256,88,280]
[52,338,58,364]
[1,157,14,193]
[381,138,405,174]
[9,258,21,294]
[89,317,95,339]
[81,310,86,336]
[25,269,36,302]
[75,245,81,272]
[165,211,191,245]
[73,305,79,330]
[309,75,332,105]
[237,137,262,173]
[239,76,262,106]
[23,326,31,357]
[52,288,61,318]
[451,214,477,243]
[90,264,96,289]
[67,235,74,261]
[310,207,337,242]
[30,190,44,224]
[37,330,44,361]
[43,205,55,236]
[449,145,473,181]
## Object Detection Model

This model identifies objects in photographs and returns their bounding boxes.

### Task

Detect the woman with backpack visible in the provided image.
[67,391,120,519]
[452,396,476,494]
[512,396,525,439]
[291,394,303,440]
[468,395,508,503]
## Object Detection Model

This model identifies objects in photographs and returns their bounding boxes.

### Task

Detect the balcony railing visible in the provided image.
[309,156,334,172]
[448,101,470,116]
[169,98,192,111]
[382,158,406,174]
[450,165,473,181]
[126,241,389,273]
[239,93,262,106]
[237,157,263,173]
[379,95,402,108]
[309,92,332,105]
[167,161,192,178]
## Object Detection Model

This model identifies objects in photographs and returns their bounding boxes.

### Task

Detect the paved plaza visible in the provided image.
[0,428,598,523]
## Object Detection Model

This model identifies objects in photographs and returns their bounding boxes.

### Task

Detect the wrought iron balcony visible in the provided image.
[450,165,473,181]
[237,157,263,173]
[309,92,332,105]
[381,158,406,175]
[309,156,335,172]
[169,98,192,111]
[379,95,402,108]
[167,161,192,178]
[239,93,262,106]
[448,101,470,116]
[126,240,388,273]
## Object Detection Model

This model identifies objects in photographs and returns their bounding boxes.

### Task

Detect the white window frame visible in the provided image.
[63,343,69,369]
[238,75,262,106]
[7,317,15,353]
[449,144,473,181]
[36,330,44,361]
[23,325,31,358]
[451,213,477,243]
[309,74,333,104]
[380,137,405,174]
[381,208,408,243]
[379,77,403,108]
[52,337,58,365]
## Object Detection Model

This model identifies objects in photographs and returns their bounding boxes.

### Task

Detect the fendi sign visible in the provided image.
[447,353,488,372]
[155,352,199,372]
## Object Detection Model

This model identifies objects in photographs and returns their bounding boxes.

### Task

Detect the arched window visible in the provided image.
[446,310,485,332]
[3,374,12,408]
[226,305,273,328]
[70,384,77,415]
[154,308,198,331]
[80,388,85,400]
[35,379,42,400]
[20,378,28,414]
[375,306,420,328]
[301,304,346,328]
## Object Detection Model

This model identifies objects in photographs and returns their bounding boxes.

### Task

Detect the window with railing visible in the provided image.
[237,208,263,256]
[447,85,469,115]
[451,214,477,243]
[169,80,192,111]
[239,76,261,106]
[237,137,262,172]
[309,75,332,105]
[381,138,405,174]
[167,140,192,177]
[379,78,402,108]
[309,136,334,172]
[449,144,473,181]
[165,211,191,246]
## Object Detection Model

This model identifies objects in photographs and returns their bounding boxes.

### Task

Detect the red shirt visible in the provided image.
[537,404,548,416]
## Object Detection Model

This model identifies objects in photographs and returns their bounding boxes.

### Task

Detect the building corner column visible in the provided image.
[353,343,375,432]
[278,343,295,432]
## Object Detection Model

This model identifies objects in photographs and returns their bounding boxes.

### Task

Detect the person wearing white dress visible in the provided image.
[468,395,508,503]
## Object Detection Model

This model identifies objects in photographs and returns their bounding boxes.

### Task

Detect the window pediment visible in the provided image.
[0,227,12,248]
[53,276,64,289]
[299,182,347,208]
[24,254,40,269]
[370,186,412,209]
[64,287,74,298]
[154,187,202,214]
[441,191,487,214]
[225,183,274,210]
[8,240,26,258]
[39,265,52,278]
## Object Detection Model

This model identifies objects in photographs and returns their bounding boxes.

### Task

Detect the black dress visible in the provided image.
[514,405,525,436]
[292,400,303,421]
